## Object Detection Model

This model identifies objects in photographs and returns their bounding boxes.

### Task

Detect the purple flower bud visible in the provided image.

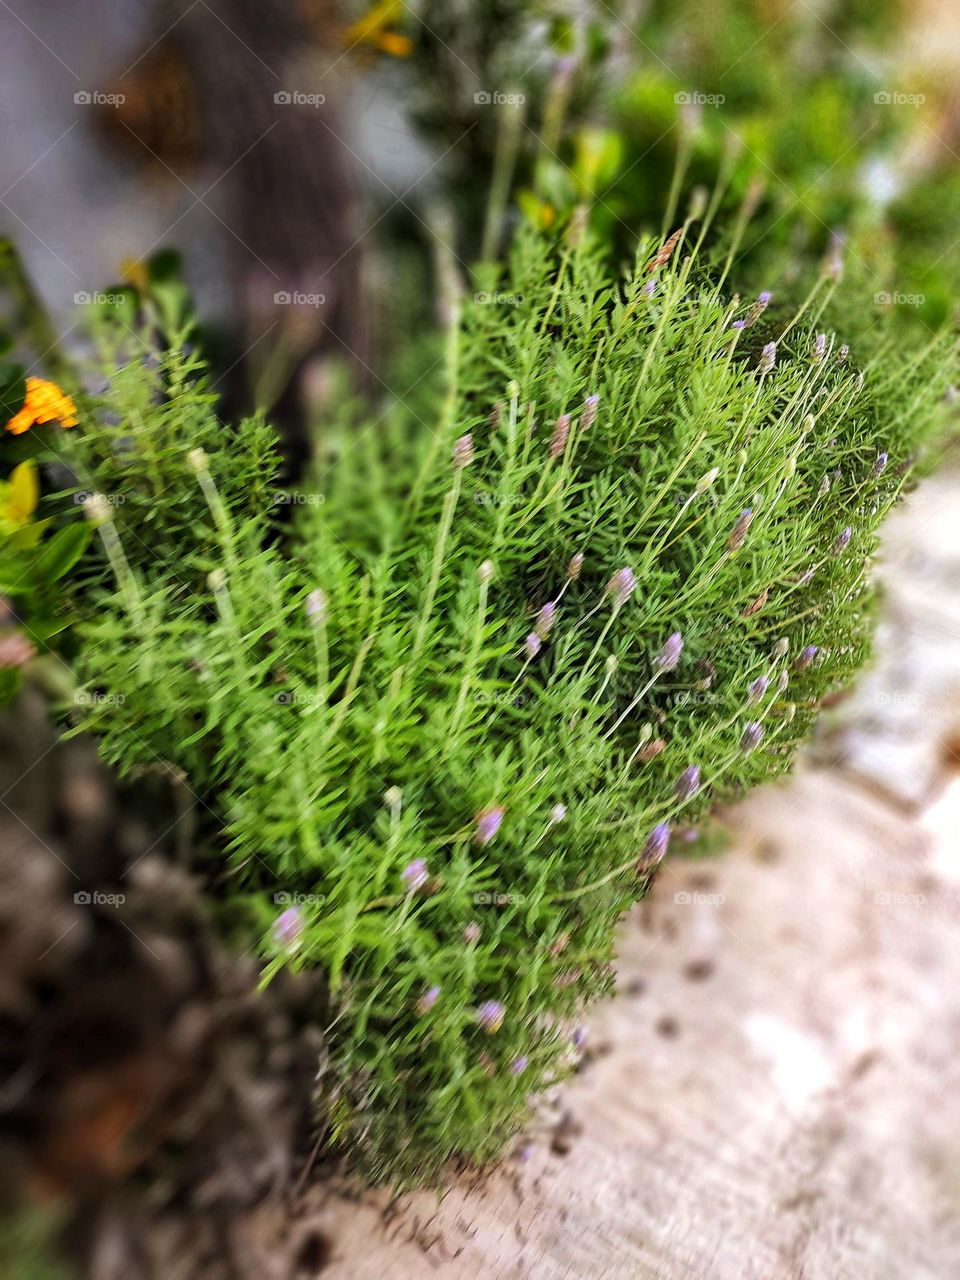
[873,452,888,475]
[272,906,303,949]
[475,806,505,845]
[812,332,827,361]
[772,637,789,659]
[740,721,764,752]
[727,508,754,552]
[747,676,769,703]
[305,589,327,624]
[731,318,747,330]
[639,822,670,868]
[656,630,684,671]
[476,1000,505,1033]
[524,632,542,660]
[675,765,701,802]
[605,566,637,608]
[838,344,849,363]
[757,290,772,305]
[567,552,584,580]
[402,858,429,891]
[453,434,474,468]
[759,342,777,373]
[464,922,481,944]
[831,526,853,555]
[581,394,600,431]
[572,1026,588,1050]
[535,600,557,639]
[510,1055,528,1075]
[549,414,571,459]
[642,279,657,298]
[795,644,819,671]
[416,985,441,1015]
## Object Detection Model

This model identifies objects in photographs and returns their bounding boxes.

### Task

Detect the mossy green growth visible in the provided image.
[62,217,953,1183]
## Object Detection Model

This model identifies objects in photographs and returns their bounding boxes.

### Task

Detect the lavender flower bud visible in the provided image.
[639,822,670,869]
[873,452,888,475]
[510,1056,528,1075]
[740,721,764,753]
[642,279,657,298]
[402,858,429,891]
[306,589,327,624]
[605,566,637,609]
[758,342,777,373]
[567,552,585,580]
[581,394,600,431]
[273,906,303,949]
[777,669,789,692]
[549,414,571,460]
[656,631,684,672]
[837,344,849,363]
[453,433,475,469]
[674,766,701,802]
[757,290,772,306]
[535,601,557,639]
[727,508,754,552]
[476,1000,505,1033]
[795,644,819,672]
[475,806,505,845]
[572,1026,588,1050]
[772,637,789,659]
[812,332,827,362]
[831,526,853,555]
[464,922,481,944]
[731,318,747,331]
[415,985,441,1015]
[695,467,720,492]
[524,632,542,660]
[747,676,769,703]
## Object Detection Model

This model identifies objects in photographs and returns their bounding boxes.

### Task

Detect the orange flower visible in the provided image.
[5,377,79,435]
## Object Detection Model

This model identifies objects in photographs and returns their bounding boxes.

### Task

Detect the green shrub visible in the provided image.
[55,214,953,1183]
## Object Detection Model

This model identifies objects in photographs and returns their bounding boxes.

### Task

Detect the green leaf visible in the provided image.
[35,523,91,583]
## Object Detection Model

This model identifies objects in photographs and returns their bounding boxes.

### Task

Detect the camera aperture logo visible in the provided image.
[74,890,125,907]
[675,90,724,107]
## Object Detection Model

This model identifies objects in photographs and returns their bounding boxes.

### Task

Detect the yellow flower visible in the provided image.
[5,377,79,435]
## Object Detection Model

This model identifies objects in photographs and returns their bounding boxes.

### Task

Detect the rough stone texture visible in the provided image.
[307,471,960,1278]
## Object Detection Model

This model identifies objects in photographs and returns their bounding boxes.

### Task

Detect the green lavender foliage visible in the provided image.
[66,217,953,1183]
